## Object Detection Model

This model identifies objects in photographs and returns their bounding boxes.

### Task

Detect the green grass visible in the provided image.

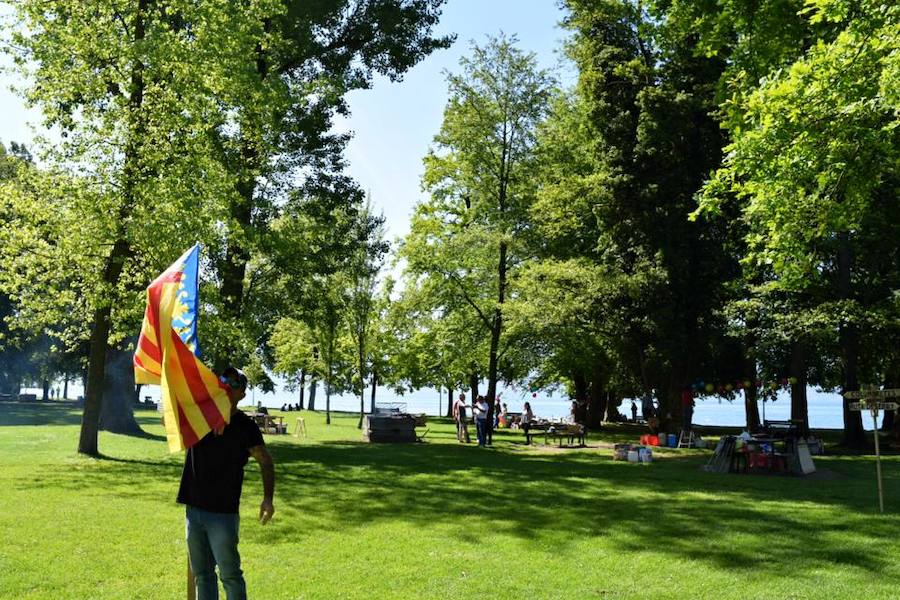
[0,402,898,599]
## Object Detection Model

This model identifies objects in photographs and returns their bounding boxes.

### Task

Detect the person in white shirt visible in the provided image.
[473,396,490,446]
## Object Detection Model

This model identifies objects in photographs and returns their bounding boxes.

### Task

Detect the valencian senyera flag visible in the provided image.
[133,244,233,452]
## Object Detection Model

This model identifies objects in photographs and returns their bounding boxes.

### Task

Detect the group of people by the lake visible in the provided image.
[280,402,301,412]
[452,393,588,446]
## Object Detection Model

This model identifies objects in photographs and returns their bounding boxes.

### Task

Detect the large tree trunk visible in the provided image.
[883,406,895,435]
[744,384,760,433]
[743,329,761,433]
[99,348,142,435]
[326,325,334,425]
[605,392,623,422]
[215,23,273,369]
[837,233,865,447]
[585,365,604,429]
[78,2,146,456]
[446,386,453,418]
[307,376,317,411]
[370,368,377,414]
[325,379,331,425]
[298,369,305,410]
[572,369,589,404]
[485,240,508,445]
[41,379,49,402]
[659,376,681,432]
[78,240,132,456]
[789,340,809,437]
[217,207,250,371]
[357,344,366,429]
[485,242,506,407]
[62,374,69,400]
[468,370,479,404]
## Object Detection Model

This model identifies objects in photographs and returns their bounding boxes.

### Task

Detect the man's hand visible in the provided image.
[259,498,274,524]
[249,444,275,524]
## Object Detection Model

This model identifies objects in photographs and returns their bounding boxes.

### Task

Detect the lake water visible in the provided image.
[33,382,883,431]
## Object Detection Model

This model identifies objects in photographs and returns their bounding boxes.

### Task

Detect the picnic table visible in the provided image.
[524,421,585,447]
[248,412,286,435]
[729,434,814,475]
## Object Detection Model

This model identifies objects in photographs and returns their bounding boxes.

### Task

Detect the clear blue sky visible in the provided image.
[335,0,572,240]
[0,0,571,239]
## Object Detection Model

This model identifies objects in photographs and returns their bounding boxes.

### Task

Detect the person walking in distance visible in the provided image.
[452,393,471,443]
[178,366,275,600]
[521,401,535,444]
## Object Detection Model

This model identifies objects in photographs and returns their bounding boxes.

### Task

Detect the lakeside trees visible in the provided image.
[390,1,898,444]
[1,0,450,454]
[398,35,554,426]
[692,0,900,445]
[1,0,897,448]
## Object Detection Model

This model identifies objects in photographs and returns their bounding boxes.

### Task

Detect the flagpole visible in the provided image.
[187,555,196,600]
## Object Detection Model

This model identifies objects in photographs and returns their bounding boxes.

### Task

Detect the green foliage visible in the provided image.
[194,0,453,365]
[696,0,900,390]
[398,35,555,397]
[534,0,741,414]
[2,0,240,349]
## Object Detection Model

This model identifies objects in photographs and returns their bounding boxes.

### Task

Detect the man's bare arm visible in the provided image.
[248,444,275,524]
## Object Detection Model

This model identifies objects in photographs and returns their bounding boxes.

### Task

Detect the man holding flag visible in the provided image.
[134,245,275,599]
[178,365,275,600]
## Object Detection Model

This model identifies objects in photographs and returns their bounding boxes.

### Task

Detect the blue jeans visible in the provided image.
[475,417,487,446]
[186,506,246,600]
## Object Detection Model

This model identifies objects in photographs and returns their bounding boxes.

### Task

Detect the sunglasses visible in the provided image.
[220,375,245,390]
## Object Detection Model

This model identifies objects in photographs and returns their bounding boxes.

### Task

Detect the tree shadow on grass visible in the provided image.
[0,403,166,443]
[0,401,83,426]
[257,438,899,580]
[12,428,898,583]
[120,429,167,442]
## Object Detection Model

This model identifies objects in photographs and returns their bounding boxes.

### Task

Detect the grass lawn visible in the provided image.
[0,402,898,599]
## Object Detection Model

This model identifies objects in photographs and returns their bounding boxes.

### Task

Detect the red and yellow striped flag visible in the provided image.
[133,245,232,452]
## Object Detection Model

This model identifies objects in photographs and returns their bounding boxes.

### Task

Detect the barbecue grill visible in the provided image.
[364,402,426,442]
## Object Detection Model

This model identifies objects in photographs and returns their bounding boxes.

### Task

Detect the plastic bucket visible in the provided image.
[668,433,677,447]
[627,450,640,463]
[639,447,653,463]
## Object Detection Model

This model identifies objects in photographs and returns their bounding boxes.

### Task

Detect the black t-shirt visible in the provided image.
[177,410,264,514]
